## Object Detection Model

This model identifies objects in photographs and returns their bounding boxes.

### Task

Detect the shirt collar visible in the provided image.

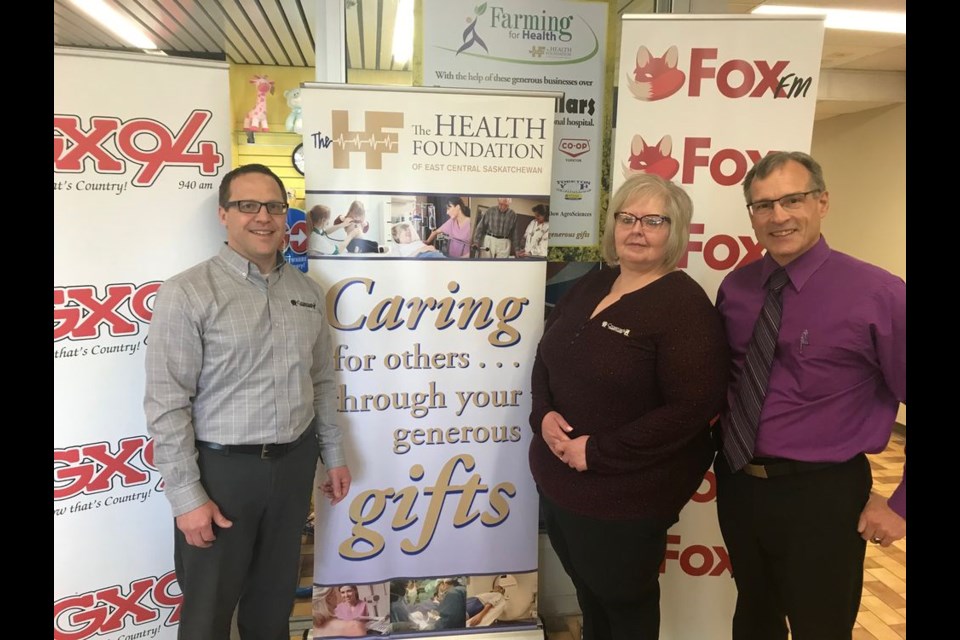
[217,244,285,280]
[758,235,830,292]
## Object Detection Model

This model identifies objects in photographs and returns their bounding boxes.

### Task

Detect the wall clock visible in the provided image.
[292,143,305,175]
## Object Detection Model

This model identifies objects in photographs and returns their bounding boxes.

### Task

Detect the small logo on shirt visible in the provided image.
[291,299,317,309]
[601,321,631,337]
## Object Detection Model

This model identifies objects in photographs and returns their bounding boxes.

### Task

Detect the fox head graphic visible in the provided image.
[622,134,680,181]
[626,45,685,101]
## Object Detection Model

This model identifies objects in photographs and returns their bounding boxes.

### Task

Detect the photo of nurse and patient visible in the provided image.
[308,200,372,256]
[386,573,538,633]
[312,583,389,638]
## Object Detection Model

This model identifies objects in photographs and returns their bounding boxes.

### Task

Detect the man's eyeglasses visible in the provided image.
[746,190,820,217]
[613,212,671,229]
[226,200,289,216]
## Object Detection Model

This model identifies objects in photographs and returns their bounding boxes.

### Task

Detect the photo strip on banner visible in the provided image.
[302,194,551,260]
[298,83,555,638]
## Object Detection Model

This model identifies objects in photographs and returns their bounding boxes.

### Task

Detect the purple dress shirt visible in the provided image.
[716,237,906,518]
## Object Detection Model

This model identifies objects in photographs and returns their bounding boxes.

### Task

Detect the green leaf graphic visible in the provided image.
[476,3,487,16]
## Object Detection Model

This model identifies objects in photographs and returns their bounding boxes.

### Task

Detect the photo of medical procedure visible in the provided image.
[311,573,538,637]
[306,194,550,260]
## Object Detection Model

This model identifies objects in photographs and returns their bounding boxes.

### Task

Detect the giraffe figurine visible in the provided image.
[243,75,275,133]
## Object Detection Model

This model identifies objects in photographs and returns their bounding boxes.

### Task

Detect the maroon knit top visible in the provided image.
[529,268,730,521]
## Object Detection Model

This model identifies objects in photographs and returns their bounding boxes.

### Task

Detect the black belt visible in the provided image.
[196,428,314,459]
[741,456,845,479]
[486,233,509,240]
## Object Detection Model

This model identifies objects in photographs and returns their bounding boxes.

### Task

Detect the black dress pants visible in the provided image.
[540,493,673,640]
[174,434,319,640]
[715,453,871,640]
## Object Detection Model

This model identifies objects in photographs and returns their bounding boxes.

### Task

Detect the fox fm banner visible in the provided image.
[54,48,230,640]
[299,83,551,638]
[421,0,608,248]
[613,15,825,639]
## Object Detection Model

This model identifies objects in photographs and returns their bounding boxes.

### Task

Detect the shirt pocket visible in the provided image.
[784,342,871,400]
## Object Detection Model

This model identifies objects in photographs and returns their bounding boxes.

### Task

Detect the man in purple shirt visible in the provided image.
[715,151,905,640]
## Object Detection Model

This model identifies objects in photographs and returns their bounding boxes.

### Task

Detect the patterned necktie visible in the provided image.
[723,267,790,472]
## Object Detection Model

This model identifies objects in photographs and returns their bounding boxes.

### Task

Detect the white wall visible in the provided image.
[811,103,906,425]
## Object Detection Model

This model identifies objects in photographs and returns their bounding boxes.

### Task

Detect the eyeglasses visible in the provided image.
[226,200,289,216]
[614,212,671,229]
[746,190,820,216]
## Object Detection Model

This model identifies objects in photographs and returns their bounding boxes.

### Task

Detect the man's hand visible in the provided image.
[176,500,233,548]
[857,492,906,547]
[555,436,590,472]
[320,465,352,505]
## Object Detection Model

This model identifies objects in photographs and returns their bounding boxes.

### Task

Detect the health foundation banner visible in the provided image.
[421,0,609,249]
[300,83,552,638]
[54,48,230,640]
[613,15,824,639]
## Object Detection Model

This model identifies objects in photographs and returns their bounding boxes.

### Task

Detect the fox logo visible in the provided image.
[622,135,680,181]
[626,45,686,101]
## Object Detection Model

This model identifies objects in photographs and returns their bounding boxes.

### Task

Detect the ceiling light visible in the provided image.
[393,0,414,64]
[69,0,158,49]
[751,5,906,34]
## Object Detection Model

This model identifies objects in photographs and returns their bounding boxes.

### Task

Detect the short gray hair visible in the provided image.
[742,151,826,201]
[601,173,693,271]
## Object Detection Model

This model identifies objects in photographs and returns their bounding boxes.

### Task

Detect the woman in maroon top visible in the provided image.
[529,173,729,640]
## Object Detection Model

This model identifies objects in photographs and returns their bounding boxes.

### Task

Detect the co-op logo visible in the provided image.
[54,436,161,501]
[53,110,223,186]
[625,45,812,102]
[622,134,772,186]
[556,179,591,200]
[322,110,404,170]
[558,138,590,158]
[53,571,181,640]
[54,282,160,342]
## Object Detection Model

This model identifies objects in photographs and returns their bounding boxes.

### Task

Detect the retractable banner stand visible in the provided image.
[300,84,552,639]
[421,0,609,249]
[613,15,825,638]
[54,49,230,640]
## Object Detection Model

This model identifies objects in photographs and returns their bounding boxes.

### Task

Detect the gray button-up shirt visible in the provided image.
[144,245,345,516]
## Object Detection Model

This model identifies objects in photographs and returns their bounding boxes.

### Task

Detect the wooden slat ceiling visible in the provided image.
[53,0,412,71]
[53,1,904,84]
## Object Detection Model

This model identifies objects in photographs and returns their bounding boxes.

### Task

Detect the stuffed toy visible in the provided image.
[243,75,275,132]
[284,87,303,134]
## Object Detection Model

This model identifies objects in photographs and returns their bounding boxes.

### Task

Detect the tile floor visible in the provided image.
[287,432,906,640]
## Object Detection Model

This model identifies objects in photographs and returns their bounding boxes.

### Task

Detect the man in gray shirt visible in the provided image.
[144,164,351,639]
